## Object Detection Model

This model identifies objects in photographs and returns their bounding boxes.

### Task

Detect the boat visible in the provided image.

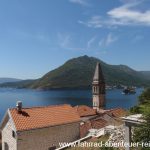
[122,87,136,94]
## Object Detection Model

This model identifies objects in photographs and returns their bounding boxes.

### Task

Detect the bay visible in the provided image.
[0,88,143,121]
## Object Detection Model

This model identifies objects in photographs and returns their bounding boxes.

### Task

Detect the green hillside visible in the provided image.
[0,55,149,89]
[0,78,22,84]
[140,71,150,80]
[0,80,35,88]
[29,55,150,89]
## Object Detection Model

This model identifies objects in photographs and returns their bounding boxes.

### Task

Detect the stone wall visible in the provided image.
[102,114,118,126]
[17,122,80,150]
[2,119,17,150]
[80,122,91,138]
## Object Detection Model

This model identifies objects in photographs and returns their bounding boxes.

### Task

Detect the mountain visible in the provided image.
[30,56,150,89]
[0,79,35,88]
[0,78,22,84]
[140,71,150,80]
[0,56,149,89]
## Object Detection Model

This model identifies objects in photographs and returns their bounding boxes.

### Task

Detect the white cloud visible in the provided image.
[57,33,117,51]
[58,33,71,48]
[99,33,118,47]
[78,16,103,28]
[79,1,150,28]
[69,0,89,6]
[87,36,96,49]
[57,33,84,51]
[108,1,150,26]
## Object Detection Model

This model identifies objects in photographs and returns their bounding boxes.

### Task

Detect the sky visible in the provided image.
[0,0,150,79]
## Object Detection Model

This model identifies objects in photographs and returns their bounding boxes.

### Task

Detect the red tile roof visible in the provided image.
[107,108,127,118]
[80,118,107,138]
[91,119,107,129]
[9,104,80,131]
[74,105,96,117]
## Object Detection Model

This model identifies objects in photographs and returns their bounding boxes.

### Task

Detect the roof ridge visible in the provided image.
[9,104,71,110]
[9,104,80,131]
[109,107,125,111]
[74,105,90,107]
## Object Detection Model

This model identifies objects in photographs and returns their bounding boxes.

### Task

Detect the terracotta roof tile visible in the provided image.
[91,119,107,129]
[9,104,80,131]
[74,105,96,117]
[107,108,127,118]
[80,119,107,137]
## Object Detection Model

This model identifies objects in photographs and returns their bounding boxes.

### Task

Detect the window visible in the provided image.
[95,86,97,93]
[48,146,56,150]
[93,86,98,93]
[93,86,97,93]
[12,130,16,138]
[93,101,96,107]
[93,102,95,106]
[4,142,9,150]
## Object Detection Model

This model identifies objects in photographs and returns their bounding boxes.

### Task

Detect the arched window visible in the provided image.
[93,86,95,93]
[95,86,97,93]
[93,86,97,93]
[93,101,95,107]
[4,142,9,150]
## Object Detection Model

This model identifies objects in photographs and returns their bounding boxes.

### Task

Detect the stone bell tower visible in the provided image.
[92,62,105,110]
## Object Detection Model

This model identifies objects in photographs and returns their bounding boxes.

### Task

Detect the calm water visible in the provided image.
[0,88,143,121]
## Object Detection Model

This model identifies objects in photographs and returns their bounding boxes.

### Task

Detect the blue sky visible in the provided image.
[0,0,150,79]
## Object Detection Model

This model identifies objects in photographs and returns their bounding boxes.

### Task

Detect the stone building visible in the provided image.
[92,62,105,110]
[0,104,80,150]
[75,105,126,137]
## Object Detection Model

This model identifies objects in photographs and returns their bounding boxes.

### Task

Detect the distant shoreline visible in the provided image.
[0,86,144,91]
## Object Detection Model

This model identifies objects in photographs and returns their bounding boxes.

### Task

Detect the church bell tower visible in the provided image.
[92,62,105,110]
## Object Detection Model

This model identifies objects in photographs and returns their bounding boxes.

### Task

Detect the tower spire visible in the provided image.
[92,62,105,110]
[93,62,104,83]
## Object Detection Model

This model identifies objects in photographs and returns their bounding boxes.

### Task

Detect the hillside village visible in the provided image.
[0,62,144,150]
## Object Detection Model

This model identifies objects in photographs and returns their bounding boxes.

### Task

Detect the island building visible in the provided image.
[0,62,127,150]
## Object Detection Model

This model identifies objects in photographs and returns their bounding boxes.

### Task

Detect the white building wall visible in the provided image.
[2,119,17,150]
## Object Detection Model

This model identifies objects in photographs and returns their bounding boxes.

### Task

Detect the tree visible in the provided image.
[130,106,141,114]
[132,88,150,150]
[139,88,150,104]
[133,112,150,142]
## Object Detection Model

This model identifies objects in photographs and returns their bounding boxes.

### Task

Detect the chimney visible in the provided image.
[16,101,22,113]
